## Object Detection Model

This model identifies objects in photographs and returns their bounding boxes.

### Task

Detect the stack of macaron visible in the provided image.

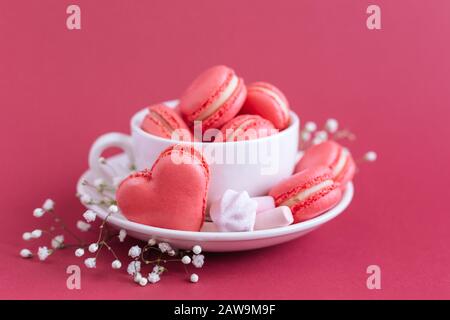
[140,65,290,142]
[268,140,356,223]
[116,65,357,232]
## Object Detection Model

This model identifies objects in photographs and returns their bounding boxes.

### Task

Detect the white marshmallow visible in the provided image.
[209,190,257,232]
[254,206,294,230]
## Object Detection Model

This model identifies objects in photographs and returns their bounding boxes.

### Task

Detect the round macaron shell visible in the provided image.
[295,140,355,188]
[334,151,356,188]
[270,166,333,200]
[240,82,290,130]
[291,186,342,222]
[141,104,192,140]
[179,65,247,131]
[219,114,277,142]
[269,166,342,223]
[295,141,340,171]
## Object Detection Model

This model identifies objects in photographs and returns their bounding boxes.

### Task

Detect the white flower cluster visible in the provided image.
[301,119,340,147]
[20,199,65,261]
[125,241,205,287]
[299,118,378,164]
[51,235,64,249]
[118,229,127,242]
[31,198,54,218]
[21,197,207,287]
[75,209,97,233]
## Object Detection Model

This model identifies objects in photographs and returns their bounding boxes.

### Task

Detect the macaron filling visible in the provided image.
[225,118,258,140]
[331,148,349,178]
[195,74,239,121]
[280,179,334,208]
[250,85,290,121]
[148,110,177,135]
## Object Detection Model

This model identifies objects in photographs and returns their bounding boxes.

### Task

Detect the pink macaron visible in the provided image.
[295,140,356,189]
[141,104,192,141]
[116,145,210,231]
[179,65,247,132]
[218,114,278,142]
[240,82,290,130]
[269,166,342,223]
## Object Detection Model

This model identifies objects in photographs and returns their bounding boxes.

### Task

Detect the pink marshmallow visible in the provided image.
[254,206,294,230]
[252,196,275,213]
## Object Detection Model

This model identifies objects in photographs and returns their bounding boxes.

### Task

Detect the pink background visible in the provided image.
[1,0,449,299]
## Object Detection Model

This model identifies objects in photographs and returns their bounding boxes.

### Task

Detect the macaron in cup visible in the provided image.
[179,65,247,133]
[218,114,278,142]
[141,104,192,141]
[240,82,291,130]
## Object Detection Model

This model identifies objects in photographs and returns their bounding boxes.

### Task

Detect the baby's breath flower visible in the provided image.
[20,249,33,258]
[88,243,99,253]
[83,210,96,222]
[108,205,119,214]
[148,272,160,284]
[80,194,92,204]
[192,254,205,268]
[128,245,141,258]
[139,277,148,286]
[158,242,172,253]
[37,246,50,261]
[133,272,143,283]
[22,232,32,241]
[325,118,339,133]
[312,136,324,145]
[76,220,91,232]
[33,208,45,218]
[148,238,156,246]
[42,199,55,211]
[181,256,191,265]
[111,260,122,269]
[153,265,165,274]
[168,250,176,256]
[118,229,127,242]
[304,121,317,132]
[315,130,328,141]
[31,229,42,239]
[190,273,199,283]
[84,257,96,268]
[364,151,377,162]
[192,245,202,255]
[75,248,85,257]
[301,131,311,142]
[51,235,64,249]
[127,261,141,275]
[93,178,105,189]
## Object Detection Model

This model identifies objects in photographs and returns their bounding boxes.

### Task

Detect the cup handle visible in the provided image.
[88,132,135,182]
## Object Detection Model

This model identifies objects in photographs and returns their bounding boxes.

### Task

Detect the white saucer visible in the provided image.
[77,153,354,252]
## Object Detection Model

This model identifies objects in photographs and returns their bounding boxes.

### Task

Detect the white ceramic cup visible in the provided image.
[89,100,300,204]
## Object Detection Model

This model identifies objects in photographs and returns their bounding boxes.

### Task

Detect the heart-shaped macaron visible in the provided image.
[116,145,210,231]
